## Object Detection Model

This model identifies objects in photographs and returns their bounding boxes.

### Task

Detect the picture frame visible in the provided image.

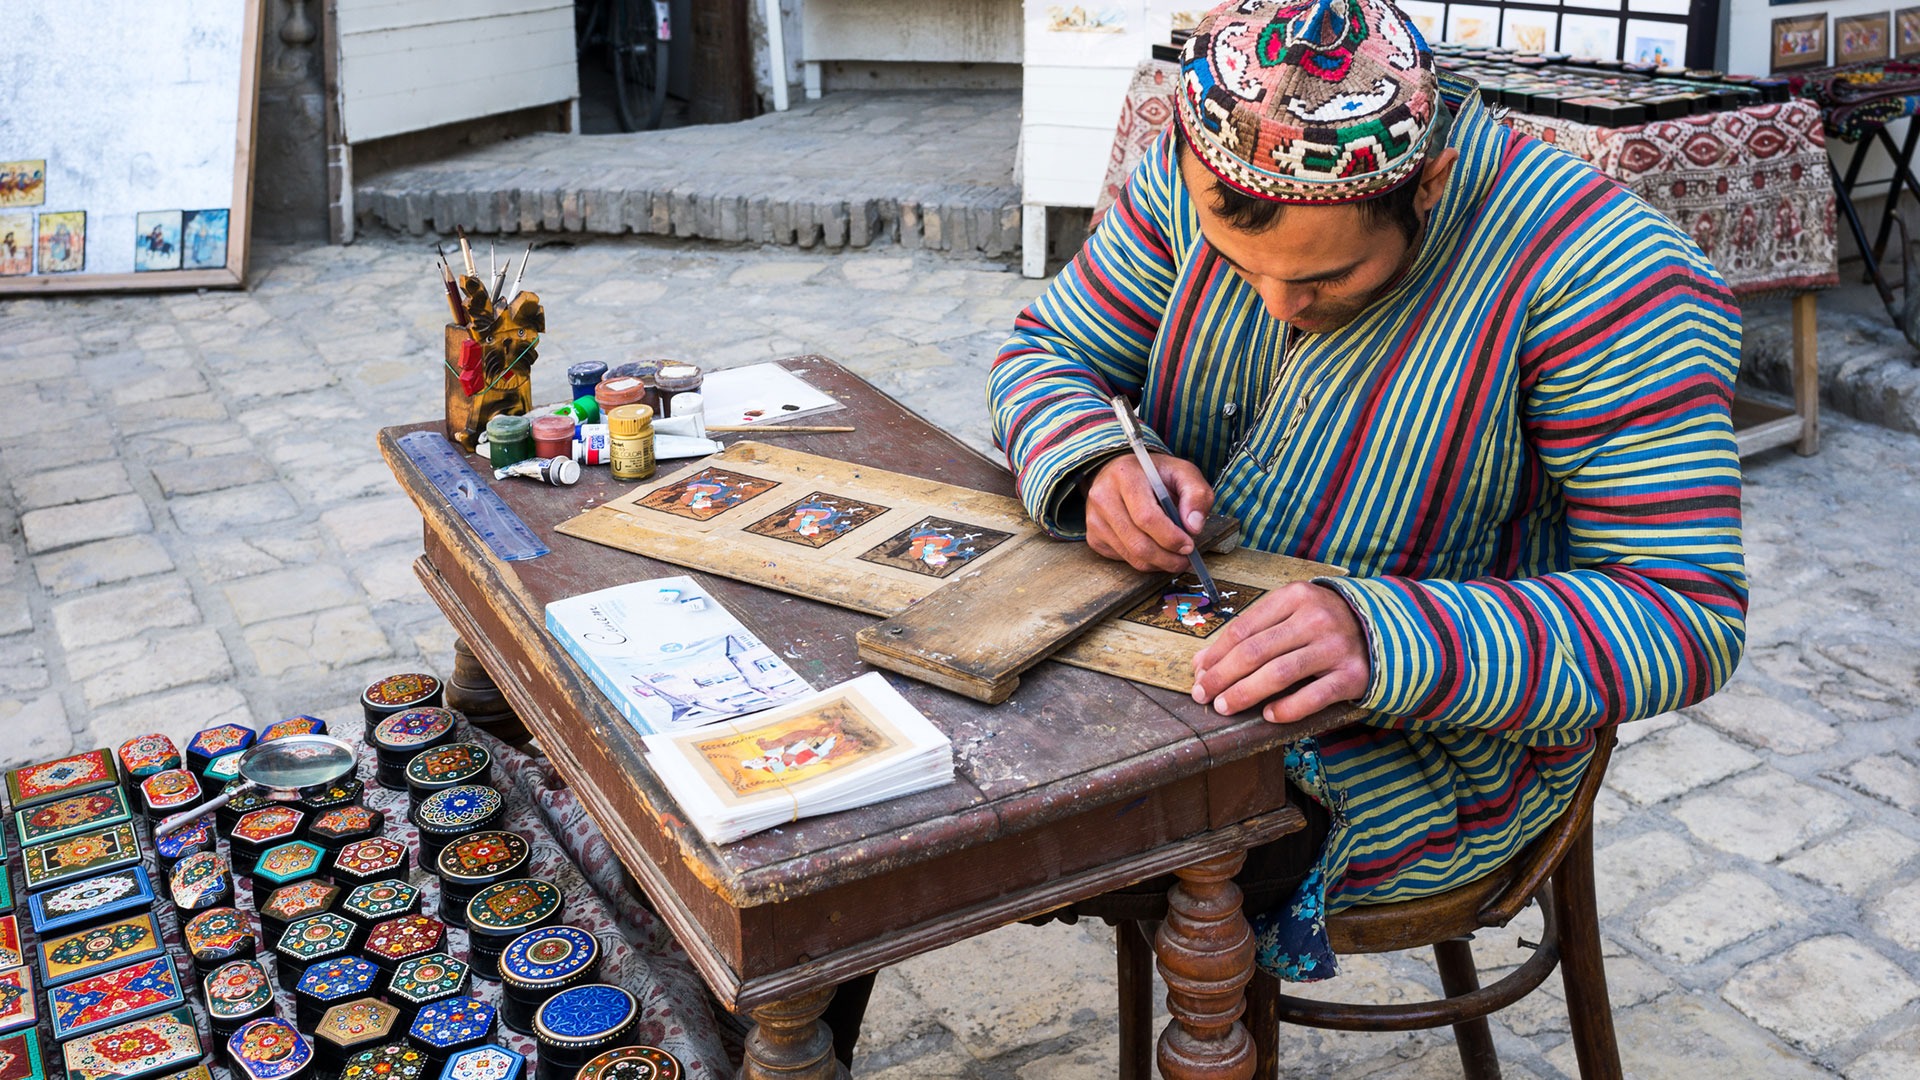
[1399,0,1446,44]
[1772,13,1829,72]
[1836,12,1891,65]
[1447,3,1503,46]
[1899,6,1920,60]
[1624,18,1688,67]
[1502,9,1561,53]
[1561,13,1623,59]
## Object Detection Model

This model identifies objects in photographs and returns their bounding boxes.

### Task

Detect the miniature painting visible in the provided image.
[1836,13,1890,65]
[690,696,898,798]
[1772,15,1828,72]
[637,467,779,521]
[1900,8,1920,60]
[36,211,83,273]
[744,491,888,548]
[1046,5,1125,32]
[181,208,228,270]
[0,214,31,276]
[1624,19,1687,66]
[0,162,45,209]
[1501,10,1558,53]
[1121,574,1267,639]
[857,516,1013,579]
[1446,4,1501,47]
[133,211,182,273]
[1398,1,1445,44]
[1559,14,1620,59]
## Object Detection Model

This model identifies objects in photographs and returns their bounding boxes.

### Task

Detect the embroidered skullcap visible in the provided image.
[1176,0,1438,204]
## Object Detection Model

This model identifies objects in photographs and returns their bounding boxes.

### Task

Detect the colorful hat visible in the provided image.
[1177,0,1437,204]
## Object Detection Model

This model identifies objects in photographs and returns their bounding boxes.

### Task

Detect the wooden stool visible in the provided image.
[1116,730,1622,1080]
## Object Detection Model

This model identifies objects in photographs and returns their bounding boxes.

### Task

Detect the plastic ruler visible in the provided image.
[396,431,550,562]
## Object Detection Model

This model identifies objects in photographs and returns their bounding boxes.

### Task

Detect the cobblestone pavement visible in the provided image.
[2,232,1918,1078]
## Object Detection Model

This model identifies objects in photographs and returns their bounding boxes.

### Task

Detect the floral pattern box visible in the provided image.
[5,750,118,813]
[37,913,164,987]
[61,1007,204,1080]
[13,789,131,849]
[48,953,187,1041]
[21,822,142,892]
[0,966,36,1036]
[29,866,157,937]
[0,1031,45,1080]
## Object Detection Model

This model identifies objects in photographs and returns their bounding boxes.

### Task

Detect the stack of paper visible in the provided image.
[641,672,954,844]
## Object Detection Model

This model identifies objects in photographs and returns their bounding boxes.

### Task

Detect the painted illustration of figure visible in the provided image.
[738,716,846,774]
[678,479,734,512]
[1158,589,1216,630]
[144,225,173,257]
[48,223,71,264]
[905,526,978,569]
[786,501,846,538]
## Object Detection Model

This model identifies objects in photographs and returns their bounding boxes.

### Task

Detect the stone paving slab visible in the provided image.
[1,233,1918,1078]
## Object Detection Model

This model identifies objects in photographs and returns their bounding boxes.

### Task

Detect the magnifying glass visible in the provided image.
[154,734,360,838]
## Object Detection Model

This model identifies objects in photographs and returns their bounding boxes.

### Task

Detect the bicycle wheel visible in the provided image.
[610,0,668,131]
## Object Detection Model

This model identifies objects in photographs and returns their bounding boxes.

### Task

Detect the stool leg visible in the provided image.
[1118,921,1154,1080]
[741,986,847,1080]
[1155,851,1257,1080]
[1433,938,1502,1080]
[1247,969,1280,1080]
[821,971,876,1070]
[1553,825,1624,1080]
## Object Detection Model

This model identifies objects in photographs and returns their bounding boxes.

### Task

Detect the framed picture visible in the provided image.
[1447,3,1502,46]
[1836,13,1891,65]
[1627,0,1691,14]
[1561,13,1622,58]
[133,211,182,273]
[1899,7,1920,60]
[1502,9,1560,52]
[35,211,83,273]
[1772,14,1828,72]
[1562,0,1621,11]
[1399,0,1446,44]
[1624,18,1687,67]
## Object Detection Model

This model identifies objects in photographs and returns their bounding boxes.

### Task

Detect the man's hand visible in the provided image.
[1085,451,1216,574]
[1191,582,1370,724]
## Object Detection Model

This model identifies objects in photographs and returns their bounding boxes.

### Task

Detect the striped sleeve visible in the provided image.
[989,137,1182,537]
[1319,194,1749,734]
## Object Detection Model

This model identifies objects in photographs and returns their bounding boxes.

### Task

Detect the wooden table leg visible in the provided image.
[445,636,531,747]
[1792,291,1820,456]
[741,986,848,1080]
[1155,851,1257,1080]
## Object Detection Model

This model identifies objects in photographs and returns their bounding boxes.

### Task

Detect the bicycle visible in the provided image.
[576,0,670,132]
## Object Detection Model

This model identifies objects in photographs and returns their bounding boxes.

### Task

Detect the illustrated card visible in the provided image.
[1120,574,1267,639]
[0,214,31,276]
[35,210,83,273]
[1772,15,1828,72]
[181,208,228,270]
[856,516,1013,579]
[637,467,780,521]
[133,211,182,273]
[689,696,899,799]
[744,492,888,548]
[0,162,44,209]
[1836,13,1890,65]
[1901,7,1920,60]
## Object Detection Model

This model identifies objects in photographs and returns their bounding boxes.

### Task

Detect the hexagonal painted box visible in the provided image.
[406,996,498,1070]
[314,1000,401,1076]
[299,776,365,814]
[295,955,379,1032]
[260,716,328,743]
[340,1043,431,1080]
[259,882,341,950]
[330,837,410,891]
[272,912,357,988]
[230,806,305,870]
[439,1045,525,1080]
[342,880,421,929]
[201,753,244,787]
[217,780,278,832]
[307,806,384,853]
[364,915,445,976]
[252,842,327,893]
[137,770,201,818]
[387,953,471,1026]
[185,725,254,776]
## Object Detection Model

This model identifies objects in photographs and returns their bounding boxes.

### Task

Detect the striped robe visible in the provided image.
[989,74,1748,979]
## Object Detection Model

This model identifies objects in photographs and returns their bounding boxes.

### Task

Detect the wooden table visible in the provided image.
[378,357,1355,1080]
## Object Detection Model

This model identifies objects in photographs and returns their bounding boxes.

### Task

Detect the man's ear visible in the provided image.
[1413,148,1459,218]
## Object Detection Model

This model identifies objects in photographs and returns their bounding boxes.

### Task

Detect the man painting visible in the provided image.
[989,0,1746,977]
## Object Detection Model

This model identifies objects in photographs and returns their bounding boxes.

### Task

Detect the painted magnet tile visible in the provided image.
[48,953,186,1040]
[132,211,182,273]
[637,467,781,521]
[36,913,163,987]
[6,749,118,810]
[62,1007,204,1080]
[0,966,34,1035]
[14,788,131,847]
[0,917,18,971]
[1119,574,1267,639]
[35,211,83,273]
[27,865,156,935]
[0,1030,46,1080]
[0,162,46,209]
[743,491,888,548]
[856,515,1013,579]
[21,821,141,891]
[0,213,32,277]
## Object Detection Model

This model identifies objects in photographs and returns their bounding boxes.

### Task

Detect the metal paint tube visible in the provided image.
[494,456,581,486]
[575,424,611,464]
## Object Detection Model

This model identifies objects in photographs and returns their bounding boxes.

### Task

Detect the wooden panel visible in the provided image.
[803,0,1022,64]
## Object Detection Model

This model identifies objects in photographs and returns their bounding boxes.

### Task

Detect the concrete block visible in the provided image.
[1606,720,1761,806]
[1671,768,1851,862]
[561,187,584,232]
[746,194,769,242]
[1780,825,1920,897]
[649,189,672,235]
[822,200,849,248]
[71,626,234,708]
[1832,753,1920,811]
[33,535,175,596]
[540,187,564,232]
[12,463,133,512]
[0,694,74,773]
[222,564,361,626]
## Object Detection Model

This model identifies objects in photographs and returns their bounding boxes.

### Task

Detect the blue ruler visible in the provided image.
[397,431,550,561]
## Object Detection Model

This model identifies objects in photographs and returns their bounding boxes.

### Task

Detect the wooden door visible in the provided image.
[688,0,755,124]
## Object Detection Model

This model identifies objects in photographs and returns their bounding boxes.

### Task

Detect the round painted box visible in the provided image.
[532,985,638,1080]
[184,907,257,979]
[498,925,601,1034]
[316,1000,402,1077]
[169,851,234,914]
[227,1016,314,1080]
[406,996,498,1073]
[203,958,277,1041]
[116,733,182,786]
[252,841,328,895]
[259,882,342,952]
[465,879,562,982]
[154,812,219,874]
[577,1046,683,1080]
[434,832,530,930]
[294,956,379,1032]
[307,805,384,853]
[272,912,357,989]
[341,880,422,932]
[187,724,256,778]
[342,1042,433,1080]
[261,716,328,743]
[386,954,470,1028]
[412,786,504,870]
[439,1044,525,1080]
[230,806,307,870]
[369,710,459,791]
[300,776,366,814]
[331,837,412,891]
[139,769,202,818]
[364,916,446,987]
[362,672,444,728]
[404,743,493,814]
[218,779,278,833]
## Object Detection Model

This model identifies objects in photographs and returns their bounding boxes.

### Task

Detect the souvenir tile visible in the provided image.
[442,1046,524,1080]
[330,838,410,888]
[253,843,326,890]
[371,710,456,751]
[138,770,201,815]
[342,881,420,926]
[115,735,181,782]
[182,907,254,971]
[6,749,118,811]
[0,917,17,971]
[437,832,528,881]
[201,754,243,786]
[857,515,1013,578]
[314,999,398,1050]
[28,211,78,274]
[307,806,383,850]
[167,852,232,911]
[227,1017,313,1080]
[0,966,34,1035]
[365,916,444,969]
[404,744,491,793]
[414,787,502,832]
[14,788,131,848]
[636,467,780,521]
[389,954,468,1009]
[362,673,442,715]
[22,822,142,891]
[48,954,186,1039]
[275,914,356,965]
[37,913,162,987]
[185,725,254,763]
[1119,574,1268,639]
[27,865,156,935]
[61,1007,204,1080]
[744,492,888,548]
[467,880,560,936]
[341,1044,430,1080]
[260,716,327,743]
[0,1031,45,1080]
[407,996,496,1051]
[299,777,363,813]
[153,814,217,868]
[500,926,599,987]
[202,959,274,1027]
[577,1047,681,1080]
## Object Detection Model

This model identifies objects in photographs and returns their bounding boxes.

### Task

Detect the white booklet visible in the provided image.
[545,576,813,735]
[641,672,954,844]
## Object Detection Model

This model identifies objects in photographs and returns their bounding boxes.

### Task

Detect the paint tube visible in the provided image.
[494,456,581,486]
[575,424,611,464]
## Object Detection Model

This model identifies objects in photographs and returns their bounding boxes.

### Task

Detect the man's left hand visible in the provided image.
[1190,582,1371,723]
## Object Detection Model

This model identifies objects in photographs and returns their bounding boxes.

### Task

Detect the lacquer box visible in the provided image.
[154,814,218,874]
[137,770,202,819]
[37,912,164,987]
[0,966,35,1036]
[404,743,492,813]
[340,1043,430,1080]
[412,787,503,869]
[433,832,530,930]
[258,882,341,953]
[61,1006,204,1080]
[271,913,356,989]
[13,788,131,849]
[498,925,600,1034]
[386,953,470,1027]
[226,1017,314,1080]
[363,916,445,985]
[361,672,444,727]
[115,735,182,785]
[230,807,306,871]
[48,953,187,1040]
[406,996,498,1073]
[0,1031,45,1080]
[341,880,421,932]
[27,865,156,935]
[306,806,382,854]
[183,907,256,978]
[21,821,141,892]
[6,749,119,812]
[251,842,327,895]
[184,724,254,778]
[0,917,18,972]
[167,851,234,915]
[465,879,561,982]
[260,717,327,743]
[440,1045,525,1080]
[576,1047,682,1080]
[313,1000,399,1075]
[299,777,364,815]
[293,956,378,1032]
[216,780,276,833]
[531,985,638,1080]
[202,958,275,1041]
[329,839,409,892]
[369,709,459,790]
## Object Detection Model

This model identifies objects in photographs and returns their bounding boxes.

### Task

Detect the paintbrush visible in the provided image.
[506,245,531,302]
[1109,395,1222,607]
[491,244,509,300]
[456,227,476,277]
[435,246,468,325]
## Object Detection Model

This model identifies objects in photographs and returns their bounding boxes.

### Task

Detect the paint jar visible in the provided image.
[653,363,703,418]
[566,362,607,402]
[575,425,611,465]
[606,404,656,482]
[530,416,575,459]
[570,396,599,425]
[485,415,534,469]
[666,392,704,435]
[593,376,646,419]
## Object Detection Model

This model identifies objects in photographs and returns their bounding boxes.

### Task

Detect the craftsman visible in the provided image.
[989,0,1747,977]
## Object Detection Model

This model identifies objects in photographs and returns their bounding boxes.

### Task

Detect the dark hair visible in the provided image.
[1175,129,1425,241]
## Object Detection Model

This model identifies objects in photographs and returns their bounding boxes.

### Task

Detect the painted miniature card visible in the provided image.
[0,162,45,209]
[637,466,780,521]
[856,516,1012,579]
[1501,10,1559,53]
[35,211,83,273]
[0,214,31,276]
[1772,15,1828,72]
[133,211,182,272]
[1900,8,1920,60]
[181,208,228,270]
[745,492,888,548]
[1447,4,1501,47]
[1559,14,1621,59]
[1398,1,1445,44]
[1836,14,1891,65]
[1624,19,1687,67]
[1121,574,1266,639]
